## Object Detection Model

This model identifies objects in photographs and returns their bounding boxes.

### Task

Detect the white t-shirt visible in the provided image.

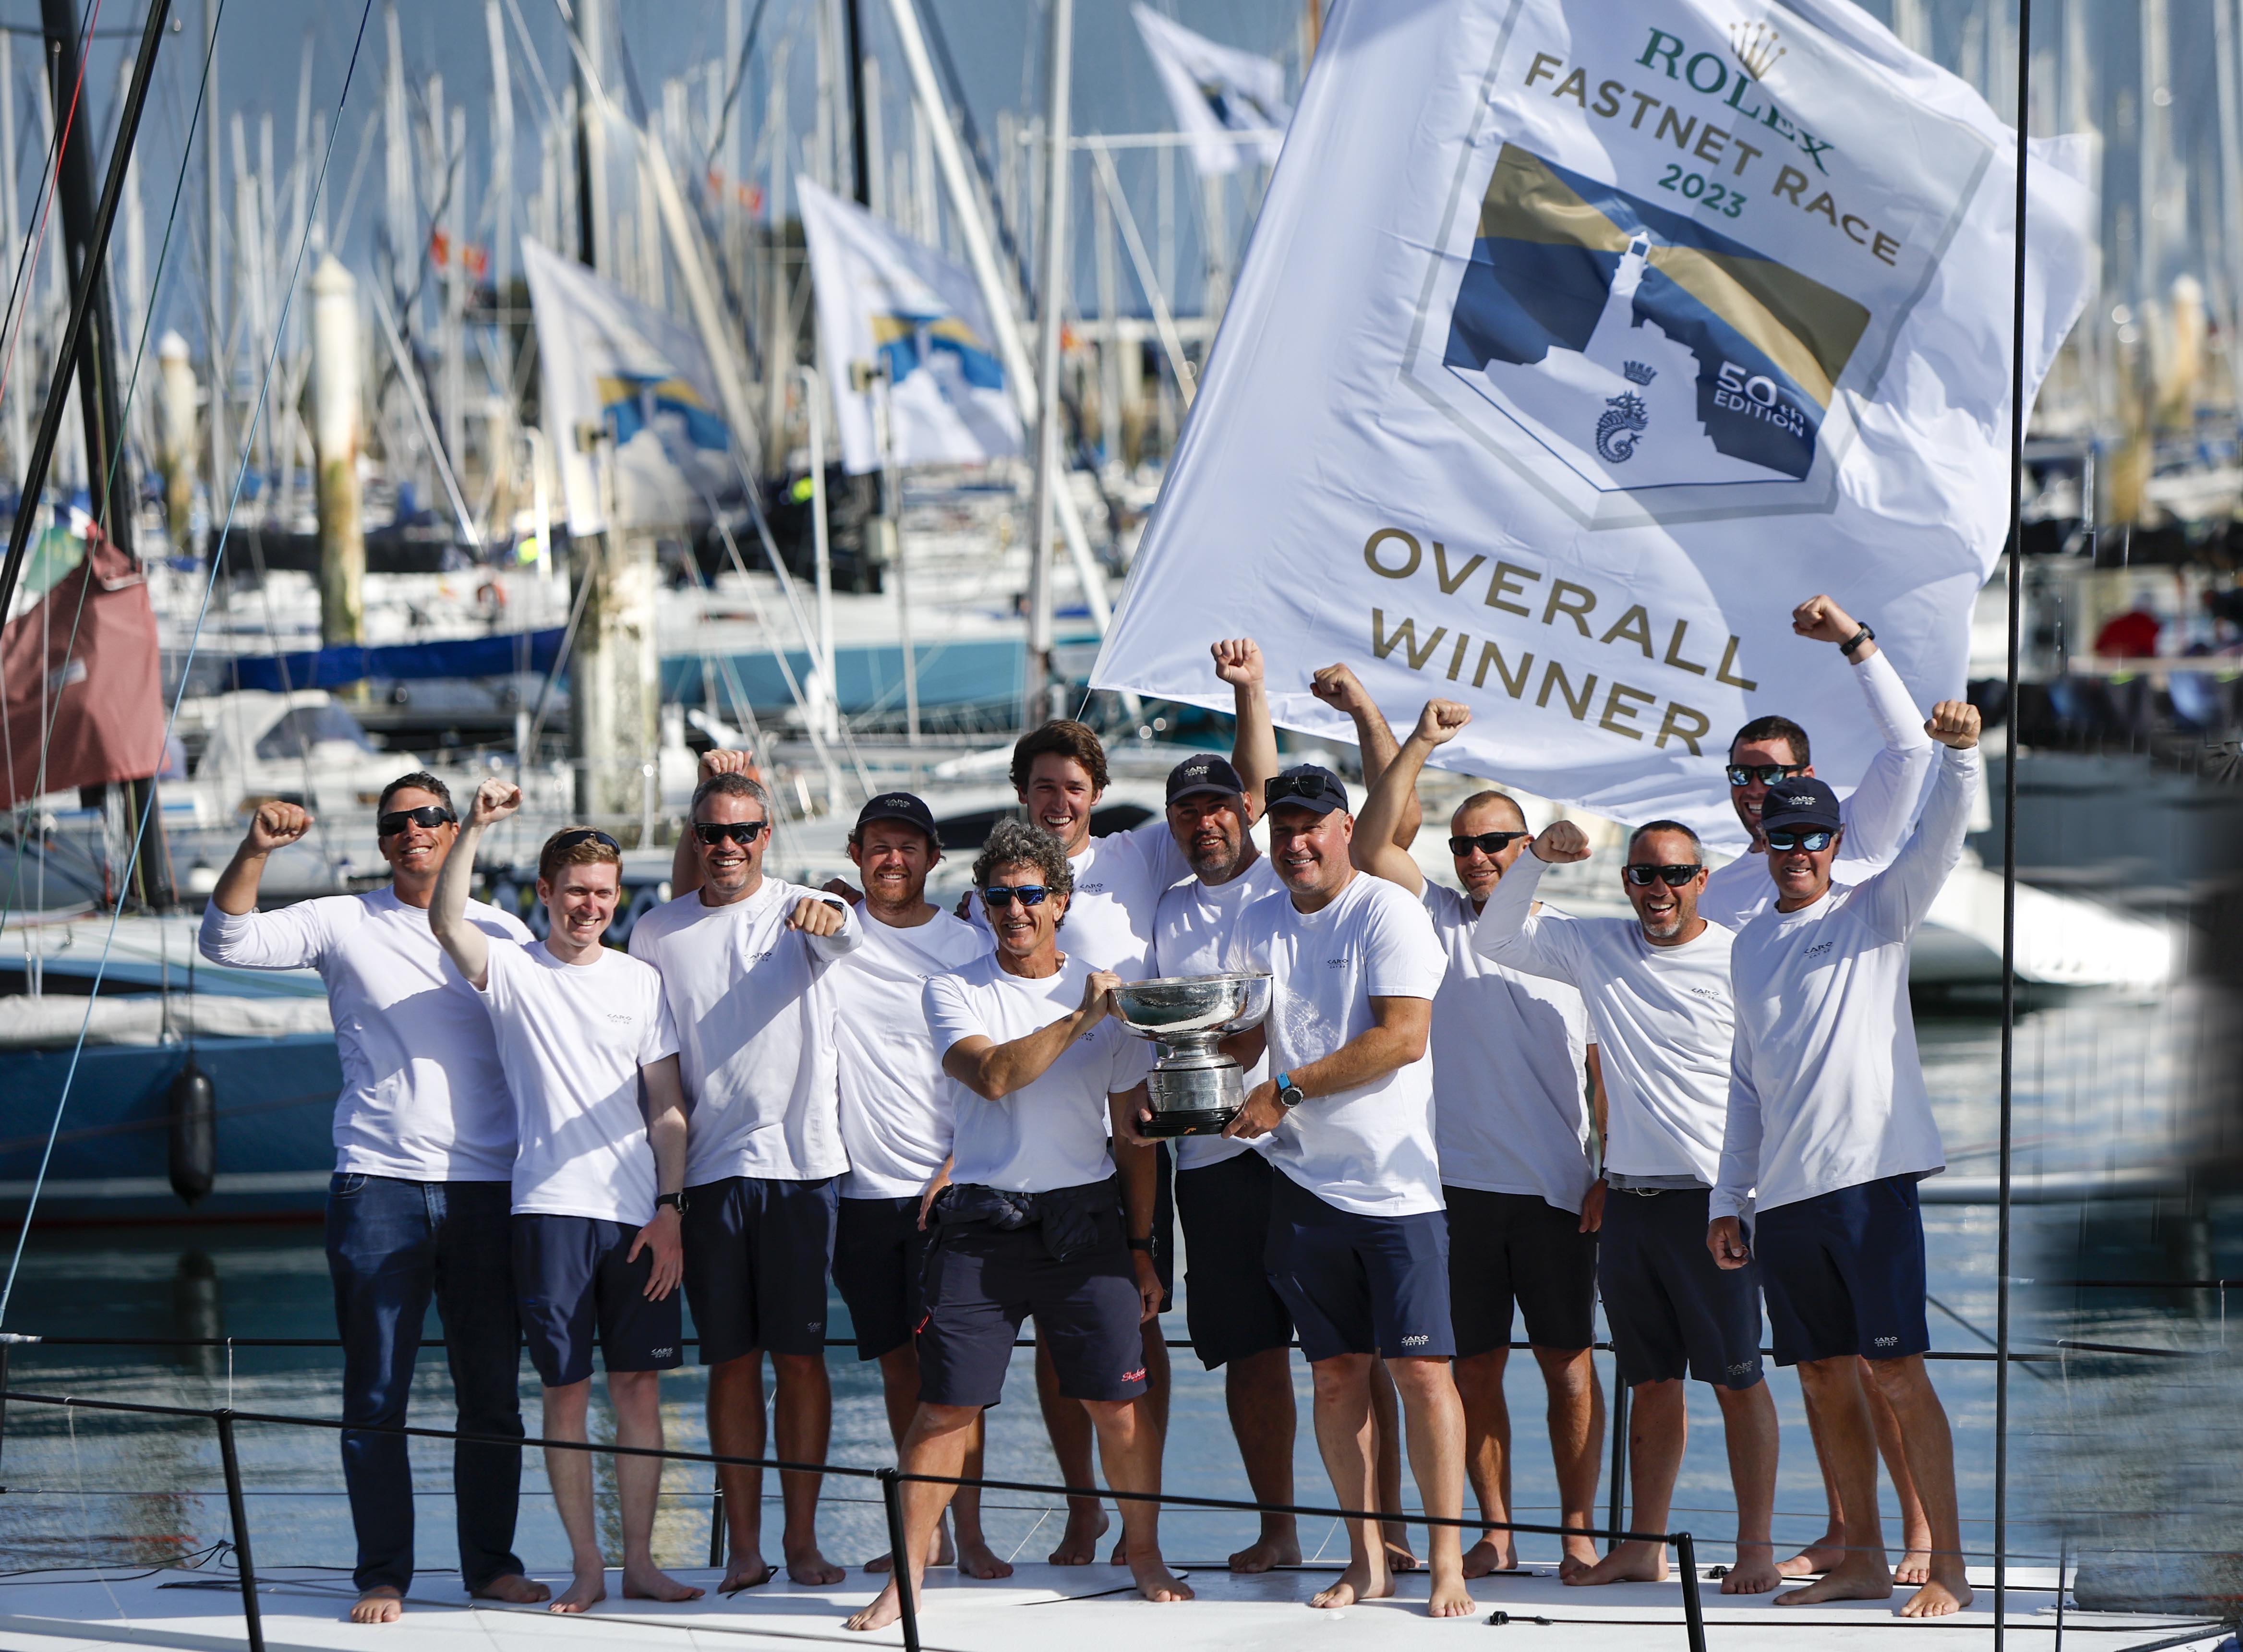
[628,879,862,1186]
[1230,873,1448,1218]
[969,813,1186,981]
[832,905,993,1199]
[1473,855,1735,1186]
[198,887,531,1180]
[1715,746,1978,1220]
[1149,854,1286,1171]
[1700,650,1936,930]
[923,952,1154,1194]
[1422,883,1597,1214]
[476,940,678,1225]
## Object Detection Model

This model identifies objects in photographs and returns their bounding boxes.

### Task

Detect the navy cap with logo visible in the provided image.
[1166,752,1245,804]
[1757,778,1843,835]
[854,791,938,840]
[1264,763,1351,817]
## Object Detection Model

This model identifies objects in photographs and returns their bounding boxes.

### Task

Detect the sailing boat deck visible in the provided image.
[0,1562,2221,1652]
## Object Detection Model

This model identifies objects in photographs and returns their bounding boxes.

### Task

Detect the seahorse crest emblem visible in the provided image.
[1596,363,1656,463]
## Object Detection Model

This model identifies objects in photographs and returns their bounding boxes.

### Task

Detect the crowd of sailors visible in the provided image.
[199,593,1984,1627]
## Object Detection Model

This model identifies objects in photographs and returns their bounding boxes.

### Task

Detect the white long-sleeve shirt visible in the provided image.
[198,888,531,1180]
[1473,855,1735,1185]
[1713,745,1980,1220]
[1699,649,1936,930]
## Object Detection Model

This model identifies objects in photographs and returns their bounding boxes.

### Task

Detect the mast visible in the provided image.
[843,0,872,207]
[203,0,224,543]
[1023,0,1073,728]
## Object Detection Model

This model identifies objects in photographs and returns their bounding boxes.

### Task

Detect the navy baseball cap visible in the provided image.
[1263,763,1351,816]
[1166,752,1246,804]
[1758,778,1843,835]
[855,791,938,839]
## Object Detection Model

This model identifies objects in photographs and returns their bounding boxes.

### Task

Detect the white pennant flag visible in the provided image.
[520,236,738,535]
[797,178,1022,475]
[1096,0,2093,844]
[1132,5,1290,176]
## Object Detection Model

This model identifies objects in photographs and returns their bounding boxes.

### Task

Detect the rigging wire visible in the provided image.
[0,0,380,1327]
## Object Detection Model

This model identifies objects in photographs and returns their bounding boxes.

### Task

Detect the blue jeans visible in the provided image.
[326,1174,526,1595]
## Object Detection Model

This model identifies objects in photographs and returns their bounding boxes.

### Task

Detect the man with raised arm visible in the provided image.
[1351,700,1606,1581]
[637,760,861,1592]
[827,790,1008,1581]
[845,822,1189,1632]
[199,775,547,1624]
[1708,702,1985,1619]
[430,783,699,1615]
[1218,763,1474,1619]
[1474,810,1783,1596]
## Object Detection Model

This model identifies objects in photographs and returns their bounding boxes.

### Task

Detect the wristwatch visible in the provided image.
[1839,623,1876,658]
[1127,1235,1156,1253]
[1275,1071,1307,1109]
[655,1190,689,1214]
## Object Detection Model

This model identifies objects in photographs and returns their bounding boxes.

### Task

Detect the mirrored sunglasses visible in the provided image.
[980,885,1050,909]
[1763,829,1834,854]
[550,828,621,855]
[1726,762,1808,786]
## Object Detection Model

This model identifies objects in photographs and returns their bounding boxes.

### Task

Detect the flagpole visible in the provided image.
[1995,2,2032,1644]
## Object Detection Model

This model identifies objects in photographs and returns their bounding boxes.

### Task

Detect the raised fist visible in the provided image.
[1210,637,1264,689]
[246,801,314,853]
[469,777,523,827]
[1925,699,1981,750]
[1080,967,1121,1024]
[787,895,847,936]
[1309,662,1372,715]
[1414,699,1471,746]
[1791,594,1863,648]
[697,747,760,784]
[1531,819,1592,865]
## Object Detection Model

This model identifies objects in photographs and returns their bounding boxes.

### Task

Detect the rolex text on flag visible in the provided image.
[1094,0,2092,844]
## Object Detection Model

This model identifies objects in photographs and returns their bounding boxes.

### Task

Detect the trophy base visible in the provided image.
[1138,1106,1240,1139]
[1142,1062,1242,1139]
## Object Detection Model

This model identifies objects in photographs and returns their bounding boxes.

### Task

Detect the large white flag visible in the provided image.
[797,178,1022,475]
[1096,0,2093,844]
[1132,5,1290,176]
[521,237,737,535]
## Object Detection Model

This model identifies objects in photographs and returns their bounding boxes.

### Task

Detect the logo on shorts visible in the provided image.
[1122,1366,1147,1383]
[1401,1334,1430,1348]
[1873,1335,1898,1347]
[1727,1360,1757,1376]
[651,1347,674,1358]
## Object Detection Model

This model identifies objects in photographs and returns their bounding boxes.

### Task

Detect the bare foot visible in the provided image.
[1564,1539,1668,1586]
[1125,1547,1194,1603]
[350,1586,403,1624]
[1776,1559,1893,1606]
[1778,1532,1847,1577]
[470,1574,551,1606]
[1893,1532,1934,1586]
[844,1579,903,1631]
[547,1568,607,1615]
[1228,1533,1302,1573]
[718,1556,776,1596]
[1460,1537,1517,1578]
[785,1544,846,1587]
[1311,1556,1394,1609]
[954,1531,1015,1580]
[1557,1539,1600,1581]
[1898,1575,1973,1617]
[1722,1547,1784,1595]
[1427,1566,1478,1618]
[1049,1503,1109,1565]
[622,1562,705,1603]
[1382,1529,1421,1572]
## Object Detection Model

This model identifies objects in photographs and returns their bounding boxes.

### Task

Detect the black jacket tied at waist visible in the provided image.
[932,1176,1122,1263]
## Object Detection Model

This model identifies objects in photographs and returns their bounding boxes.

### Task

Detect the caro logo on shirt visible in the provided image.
[1804,941,1834,958]
[1684,984,1724,1001]
[1078,881,1108,895]
[603,1011,636,1025]
[1324,956,1351,969]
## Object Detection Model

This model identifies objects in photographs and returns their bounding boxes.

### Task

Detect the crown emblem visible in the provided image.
[1623,361,1656,386]
[1729,21,1785,80]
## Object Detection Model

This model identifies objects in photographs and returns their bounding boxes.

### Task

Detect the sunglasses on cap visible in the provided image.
[1449,829,1527,857]
[1726,762,1808,787]
[980,885,1050,909]
[1264,773,1341,808]
[694,820,769,846]
[1623,863,1703,887]
[1763,828,1834,854]
[377,805,455,837]
[549,828,621,855]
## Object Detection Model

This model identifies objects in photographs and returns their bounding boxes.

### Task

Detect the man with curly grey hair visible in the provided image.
[845,821,1188,1631]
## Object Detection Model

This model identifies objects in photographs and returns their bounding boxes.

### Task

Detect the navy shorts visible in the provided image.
[1597,1187,1764,1390]
[918,1194,1147,1408]
[512,1214,684,1388]
[1149,1143,1175,1314]
[1755,1175,1931,1366]
[681,1175,839,1365]
[1444,1186,1598,1357]
[833,1194,932,1362]
[1174,1150,1293,1369]
[1266,1167,1454,1363]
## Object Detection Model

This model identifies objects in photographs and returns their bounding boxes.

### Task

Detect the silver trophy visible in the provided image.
[1111,972,1273,1138]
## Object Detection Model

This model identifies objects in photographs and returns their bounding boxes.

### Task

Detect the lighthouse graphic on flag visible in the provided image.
[1443,144,1870,491]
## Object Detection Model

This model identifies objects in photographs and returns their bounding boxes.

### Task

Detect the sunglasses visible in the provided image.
[694,820,769,846]
[1449,830,1527,857]
[1763,829,1834,854]
[980,885,1050,909]
[1726,762,1809,786]
[1623,863,1703,887]
[377,805,455,837]
[1265,775,1340,809]
[550,828,621,855]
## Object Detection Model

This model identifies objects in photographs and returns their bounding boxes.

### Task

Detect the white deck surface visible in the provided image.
[0,1562,2225,1652]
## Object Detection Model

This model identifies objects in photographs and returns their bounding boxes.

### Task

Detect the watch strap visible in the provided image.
[1127,1235,1155,1253]
[1839,623,1875,658]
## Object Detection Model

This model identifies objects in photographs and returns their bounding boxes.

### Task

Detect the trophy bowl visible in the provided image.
[1110,972,1272,1138]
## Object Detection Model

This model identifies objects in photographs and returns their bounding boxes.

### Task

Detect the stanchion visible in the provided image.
[1606,1377,1629,1555]
[708,1484,726,1568]
[1675,1530,1706,1652]
[214,1410,265,1652]
[877,1467,920,1652]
